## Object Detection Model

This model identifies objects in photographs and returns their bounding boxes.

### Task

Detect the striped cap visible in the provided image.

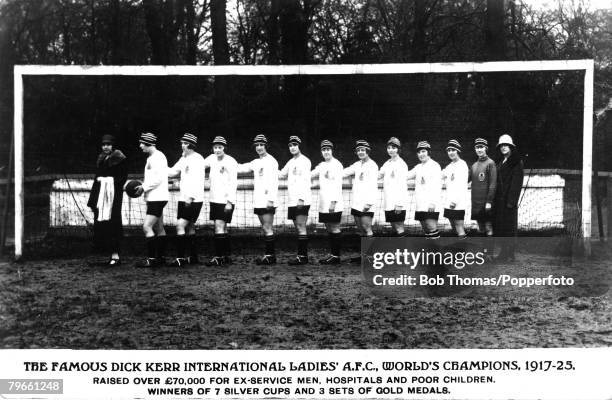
[212,136,227,146]
[320,139,333,150]
[387,137,401,148]
[446,139,462,152]
[355,139,370,151]
[474,138,488,147]
[139,132,157,146]
[253,134,267,145]
[288,135,301,145]
[181,133,197,146]
[416,140,431,151]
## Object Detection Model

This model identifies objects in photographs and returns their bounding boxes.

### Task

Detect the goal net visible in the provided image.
[10,62,594,258]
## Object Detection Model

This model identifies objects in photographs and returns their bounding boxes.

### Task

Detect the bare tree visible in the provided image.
[211,0,229,64]
[485,0,506,60]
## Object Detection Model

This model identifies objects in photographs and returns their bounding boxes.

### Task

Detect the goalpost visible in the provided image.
[13,60,594,260]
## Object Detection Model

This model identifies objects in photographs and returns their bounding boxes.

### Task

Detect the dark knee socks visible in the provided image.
[176,234,186,258]
[145,235,167,259]
[213,233,231,257]
[214,234,225,257]
[329,232,341,257]
[156,235,166,259]
[146,237,156,258]
[264,235,275,255]
[297,234,308,257]
[188,234,197,259]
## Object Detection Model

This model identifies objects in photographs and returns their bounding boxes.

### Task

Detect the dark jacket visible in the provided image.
[87,149,128,252]
[494,152,524,235]
[470,156,497,219]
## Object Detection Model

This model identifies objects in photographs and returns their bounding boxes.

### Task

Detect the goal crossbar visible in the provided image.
[13,60,595,259]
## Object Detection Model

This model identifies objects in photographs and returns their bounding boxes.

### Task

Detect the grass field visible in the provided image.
[1,237,611,350]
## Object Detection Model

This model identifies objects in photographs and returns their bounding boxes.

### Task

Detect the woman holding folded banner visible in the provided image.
[87,134,128,266]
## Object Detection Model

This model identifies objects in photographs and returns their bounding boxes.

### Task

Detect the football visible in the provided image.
[124,180,142,198]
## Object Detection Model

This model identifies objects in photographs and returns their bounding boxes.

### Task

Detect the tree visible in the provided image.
[211,0,229,64]
[485,0,506,61]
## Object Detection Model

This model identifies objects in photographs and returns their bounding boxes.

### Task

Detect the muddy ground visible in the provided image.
[1,240,611,349]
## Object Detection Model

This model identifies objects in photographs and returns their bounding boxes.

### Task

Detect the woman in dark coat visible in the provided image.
[87,134,128,265]
[494,134,524,261]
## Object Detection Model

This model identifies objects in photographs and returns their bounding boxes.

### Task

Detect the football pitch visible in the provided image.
[1,243,611,349]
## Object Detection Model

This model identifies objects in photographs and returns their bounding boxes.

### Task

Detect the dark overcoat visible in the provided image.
[87,149,128,252]
[494,152,524,236]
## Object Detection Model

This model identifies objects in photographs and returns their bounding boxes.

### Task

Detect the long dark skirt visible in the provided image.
[494,205,518,258]
[92,208,123,254]
[494,205,518,237]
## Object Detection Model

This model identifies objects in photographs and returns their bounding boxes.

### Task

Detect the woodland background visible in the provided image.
[0,0,611,173]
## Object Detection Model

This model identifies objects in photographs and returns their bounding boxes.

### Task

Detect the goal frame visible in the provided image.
[13,60,595,259]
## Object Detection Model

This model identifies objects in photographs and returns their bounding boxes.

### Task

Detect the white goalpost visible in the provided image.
[13,60,595,260]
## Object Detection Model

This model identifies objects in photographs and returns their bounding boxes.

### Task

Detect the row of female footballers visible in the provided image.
[133,131,521,268]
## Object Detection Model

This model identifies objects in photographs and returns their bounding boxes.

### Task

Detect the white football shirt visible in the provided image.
[169,151,206,202]
[442,159,469,210]
[311,158,344,213]
[142,149,169,202]
[204,153,238,205]
[279,154,312,207]
[379,157,409,211]
[409,158,442,212]
[239,154,279,208]
[344,158,379,212]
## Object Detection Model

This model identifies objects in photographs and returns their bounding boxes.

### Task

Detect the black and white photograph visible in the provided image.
[0,0,611,397]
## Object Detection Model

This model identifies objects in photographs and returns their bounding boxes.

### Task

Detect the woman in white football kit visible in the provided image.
[378,137,409,236]
[167,133,206,267]
[134,132,170,267]
[238,134,279,265]
[442,139,469,238]
[279,135,312,265]
[343,139,378,263]
[203,136,238,267]
[311,140,344,265]
[407,141,442,239]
